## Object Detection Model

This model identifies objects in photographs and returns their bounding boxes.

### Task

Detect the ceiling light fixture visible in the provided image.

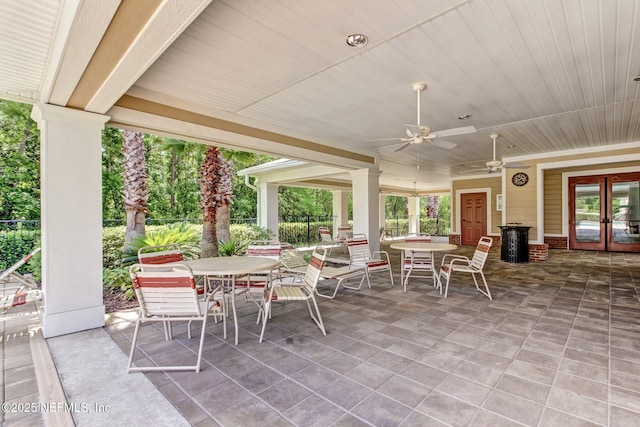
[458,114,471,120]
[346,34,368,48]
[507,144,516,148]
[634,74,640,82]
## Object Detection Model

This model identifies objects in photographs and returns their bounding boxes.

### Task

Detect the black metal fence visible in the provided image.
[0,220,41,272]
[1,215,451,269]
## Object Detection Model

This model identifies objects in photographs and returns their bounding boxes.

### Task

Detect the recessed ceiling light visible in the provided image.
[458,114,471,120]
[346,34,368,48]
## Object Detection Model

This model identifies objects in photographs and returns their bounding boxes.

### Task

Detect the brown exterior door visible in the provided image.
[569,173,640,252]
[461,192,486,246]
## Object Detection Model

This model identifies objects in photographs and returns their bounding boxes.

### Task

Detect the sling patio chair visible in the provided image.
[259,247,328,342]
[0,247,42,314]
[347,233,394,288]
[137,243,184,265]
[400,234,434,292]
[235,240,282,319]
[127,263,224,373]
[439,236,493,300]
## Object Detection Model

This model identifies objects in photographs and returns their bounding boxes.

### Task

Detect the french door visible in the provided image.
[569,173,640,252]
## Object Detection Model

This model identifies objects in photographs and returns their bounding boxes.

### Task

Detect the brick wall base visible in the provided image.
[544,236,568,249]
[528,243,549,262]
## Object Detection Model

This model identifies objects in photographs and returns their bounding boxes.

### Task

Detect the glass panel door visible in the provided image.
[569,177,605,250]
[609,173,640,252]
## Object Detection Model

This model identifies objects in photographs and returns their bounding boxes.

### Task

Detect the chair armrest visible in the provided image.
[372,250,391,262]
[441,254,469,268]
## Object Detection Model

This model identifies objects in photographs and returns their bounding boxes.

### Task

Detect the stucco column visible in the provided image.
[379,193,386,239]
[332,190,349,235]
[408,196,420,234]
[31,104,108,338]
[257,182,279,237]
[350,168,381,252]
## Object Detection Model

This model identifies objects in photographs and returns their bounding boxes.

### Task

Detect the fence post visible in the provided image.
[306,215,311,246]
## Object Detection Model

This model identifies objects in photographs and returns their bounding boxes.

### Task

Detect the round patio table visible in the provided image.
[182,256,279,345]
[390,242,458,291]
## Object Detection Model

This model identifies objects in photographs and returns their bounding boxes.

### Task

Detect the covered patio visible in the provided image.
[4,244,640,426]
[1,1,640,425]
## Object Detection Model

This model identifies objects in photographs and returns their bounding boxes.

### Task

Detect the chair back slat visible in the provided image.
[130,264,201,317]
[303,248,327,289]
[138,244,184,264]
[280,249,308,270]
[347,234,372,262]
[337,225,353,241]
[405,234,431,243]
[246,241,281,260]
[470,237,493,269]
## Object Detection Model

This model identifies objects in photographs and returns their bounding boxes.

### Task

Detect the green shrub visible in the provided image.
[0,230,41,272]
[123,222,200,265]
[103,266,135,300]
[218,239,246,256]
[103,226,126,268]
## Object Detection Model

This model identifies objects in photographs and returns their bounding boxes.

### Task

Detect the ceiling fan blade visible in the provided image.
[393,141,412,152]
[366,137,404,142]
[405,124,421,137]
[460,168,489,174]
[430,125,476,138]
[430,139,457,149]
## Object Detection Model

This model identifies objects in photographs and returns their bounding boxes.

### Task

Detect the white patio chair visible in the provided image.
[127,263,224,373]
[0,247,41,314]
[439,236,493,299]
[400,234,434,292]
[347,233,394,287]
[259,247,328,342]
[235,240,281,318]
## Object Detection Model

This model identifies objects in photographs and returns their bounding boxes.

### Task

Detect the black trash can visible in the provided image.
[498,224,531,263]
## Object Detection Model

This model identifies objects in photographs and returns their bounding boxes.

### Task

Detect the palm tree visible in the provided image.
[216,150,255,242]
[199,146,232,257]
[122,130,148,251]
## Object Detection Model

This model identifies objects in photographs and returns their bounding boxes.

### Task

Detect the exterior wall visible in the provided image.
[505,165,537,242]
[545,236,568,249]
[451,176,502,235]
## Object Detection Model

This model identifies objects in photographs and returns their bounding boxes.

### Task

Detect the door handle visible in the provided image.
[600,218,610,224]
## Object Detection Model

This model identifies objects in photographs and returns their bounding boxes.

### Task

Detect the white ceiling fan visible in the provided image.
[373,82,476,152]
[463,133,530,173]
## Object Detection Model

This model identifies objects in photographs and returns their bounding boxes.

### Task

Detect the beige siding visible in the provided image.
[505,167,537,239]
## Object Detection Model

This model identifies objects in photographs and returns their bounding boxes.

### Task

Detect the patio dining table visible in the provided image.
[181,256,279,345]
[390,241,458,289]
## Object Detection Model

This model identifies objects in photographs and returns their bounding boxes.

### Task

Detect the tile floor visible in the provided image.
[105,244,640,426]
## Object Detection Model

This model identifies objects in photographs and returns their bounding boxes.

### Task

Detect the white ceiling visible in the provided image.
[2,0,640,191]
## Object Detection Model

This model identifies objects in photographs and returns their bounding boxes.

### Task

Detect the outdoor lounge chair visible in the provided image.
[128,263,224,373]
[439,236,493,299]
[259,247,328,342]
[0,247,42,314]
[347,233,394,287]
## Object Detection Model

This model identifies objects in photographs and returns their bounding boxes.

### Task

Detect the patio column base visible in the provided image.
[42,305,106,338]
[528,243,549,262]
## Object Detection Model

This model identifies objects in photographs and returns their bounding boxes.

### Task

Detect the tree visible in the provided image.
[122,130,148,250]
[0,101,40,219]
[216,150,254,242]
[199,146,231,257]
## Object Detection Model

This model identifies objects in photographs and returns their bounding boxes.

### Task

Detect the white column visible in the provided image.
[332,190,349,235]
[257,182,279,237]
[408,196,420,234]
[350,168,381,252]
[379,193,386,239]
[31,104,108,338]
